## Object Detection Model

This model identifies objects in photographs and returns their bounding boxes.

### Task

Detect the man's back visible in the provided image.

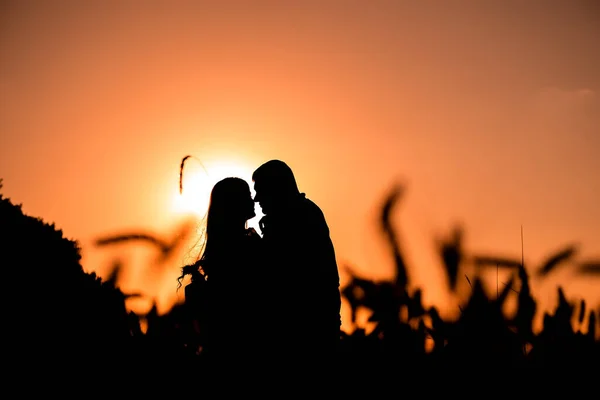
[260,193,341,357]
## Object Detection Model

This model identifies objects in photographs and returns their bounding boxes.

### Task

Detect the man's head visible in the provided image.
[252,159,300,215]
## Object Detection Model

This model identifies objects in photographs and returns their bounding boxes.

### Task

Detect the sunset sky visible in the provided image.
[1,1,598,330]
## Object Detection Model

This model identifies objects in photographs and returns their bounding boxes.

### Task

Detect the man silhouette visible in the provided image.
[252,159,341,364]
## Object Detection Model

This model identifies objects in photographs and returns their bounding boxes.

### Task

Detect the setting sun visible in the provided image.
[172,162,211,217]
[171,156,263,227]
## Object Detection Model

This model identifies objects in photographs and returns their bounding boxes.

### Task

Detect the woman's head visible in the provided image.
[201,177,255,273]
[206,177,255,231]
[177,177,255,286]
[178,177,256,281]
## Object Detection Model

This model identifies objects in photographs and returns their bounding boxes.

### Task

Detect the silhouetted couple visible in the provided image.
[178,159,341,370]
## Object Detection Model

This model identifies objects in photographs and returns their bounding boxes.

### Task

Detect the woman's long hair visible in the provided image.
[177,177,252,289]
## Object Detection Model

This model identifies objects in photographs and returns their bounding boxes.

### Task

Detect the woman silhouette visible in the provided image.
[177,177,263,363]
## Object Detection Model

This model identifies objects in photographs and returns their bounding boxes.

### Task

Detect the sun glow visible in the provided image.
[172,165,211,217]
[171,158,263,228]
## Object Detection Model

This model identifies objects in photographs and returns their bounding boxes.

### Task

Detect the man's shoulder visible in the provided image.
[298,194,324,215]
[296,195,330,231]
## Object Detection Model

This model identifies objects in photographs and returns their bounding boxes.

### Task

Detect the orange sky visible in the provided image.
[1,1,599,331]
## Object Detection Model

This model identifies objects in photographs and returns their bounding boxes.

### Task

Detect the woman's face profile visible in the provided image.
[212,178,256,223]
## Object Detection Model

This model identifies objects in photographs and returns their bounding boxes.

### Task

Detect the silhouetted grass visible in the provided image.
[1,177,598,377]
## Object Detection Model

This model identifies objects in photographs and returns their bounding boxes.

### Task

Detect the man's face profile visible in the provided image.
[253,180,274,215]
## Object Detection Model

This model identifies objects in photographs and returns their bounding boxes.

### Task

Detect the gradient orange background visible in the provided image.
[1,1,598,332]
